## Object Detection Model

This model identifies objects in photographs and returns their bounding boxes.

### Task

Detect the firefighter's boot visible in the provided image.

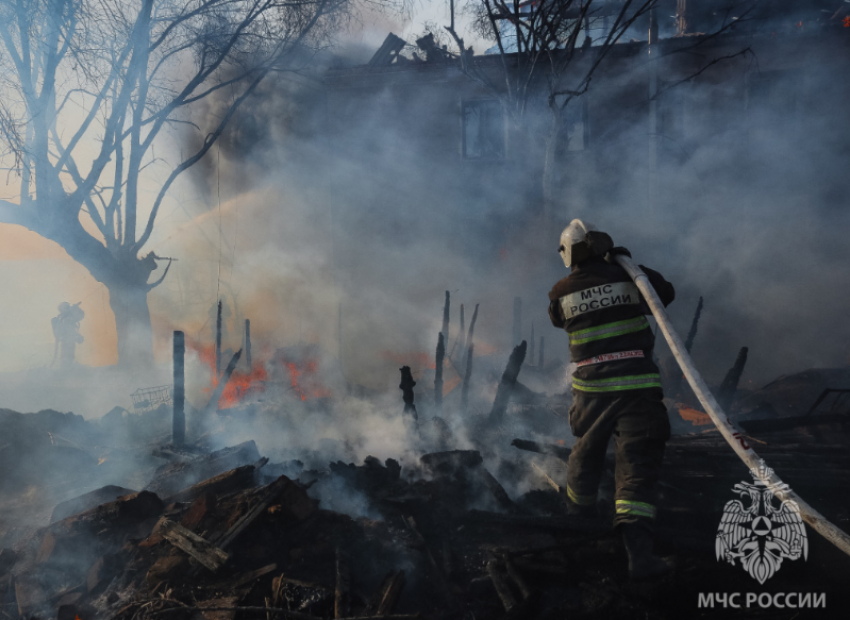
[620,522,675,580]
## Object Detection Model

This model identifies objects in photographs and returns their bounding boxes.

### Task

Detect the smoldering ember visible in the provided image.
[2,0,850,619]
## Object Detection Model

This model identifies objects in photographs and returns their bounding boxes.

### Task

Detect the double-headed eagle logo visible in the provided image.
[715,459,808,584]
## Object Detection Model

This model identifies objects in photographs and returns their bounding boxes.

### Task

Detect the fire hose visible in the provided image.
[614,254,850,558]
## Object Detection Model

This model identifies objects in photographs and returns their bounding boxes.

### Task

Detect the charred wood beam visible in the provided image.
[671,296,704,398]
[462,303,479,372]
[477,468,518,513]
[164,460,265,504]
[161,520,230,572]
[215,475,313,549]
[805,388,850,417]
[245,319,252,370]
[334,549,350,618]
[511,438,571,462]
[460,343,473,414]
[49,490,163,531]
[404,516,456,610]
[530,461,561,494]
[399,366,418,420]
[206,348,242,412]
[685,296,704,354]
[376,570,406,615]
[442,291,450,355]
[273,574,333,595]
[368,32,407,67]
[216,299,223,376]
[434,333,445,412]
[489,341,527,427]
[179,492,217,533]
[486,559,516,612]
[231,564,278,589]
[718,346,748,411]
[364,569,406,616]
[503,558,531,600]
[173,331,185,446]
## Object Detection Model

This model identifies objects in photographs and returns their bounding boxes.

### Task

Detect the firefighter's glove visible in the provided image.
[605,246,632,263]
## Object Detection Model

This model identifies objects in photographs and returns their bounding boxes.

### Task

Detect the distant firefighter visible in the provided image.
[51,302,85,367]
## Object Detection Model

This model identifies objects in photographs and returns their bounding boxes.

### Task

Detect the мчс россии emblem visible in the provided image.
[715,459,808,584]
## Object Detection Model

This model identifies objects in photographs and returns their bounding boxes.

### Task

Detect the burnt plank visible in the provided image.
[161,520,230,572]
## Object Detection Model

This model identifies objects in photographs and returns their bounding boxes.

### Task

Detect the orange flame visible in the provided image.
[282,358,331,401]
[678,405,712,426]
[218,364,269,408]
[844,16,850,28]
[191,343,268,409]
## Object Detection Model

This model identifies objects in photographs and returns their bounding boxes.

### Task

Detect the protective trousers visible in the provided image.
[565,390,670,526]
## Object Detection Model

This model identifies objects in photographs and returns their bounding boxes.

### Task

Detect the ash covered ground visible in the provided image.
[1,335,850,620]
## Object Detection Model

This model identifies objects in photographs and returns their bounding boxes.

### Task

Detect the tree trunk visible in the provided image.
[107,281,154,367]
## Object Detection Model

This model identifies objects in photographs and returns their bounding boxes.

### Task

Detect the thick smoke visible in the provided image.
[3,5,849,533]
[179,28,850,397]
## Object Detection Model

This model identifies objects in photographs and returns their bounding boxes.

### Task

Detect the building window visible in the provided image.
[462,100,505,160]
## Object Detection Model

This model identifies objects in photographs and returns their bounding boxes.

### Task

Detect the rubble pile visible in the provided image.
[2,428,850,620]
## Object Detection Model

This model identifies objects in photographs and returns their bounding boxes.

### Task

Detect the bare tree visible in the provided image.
[0,0,355,364]
[447,0,757,217]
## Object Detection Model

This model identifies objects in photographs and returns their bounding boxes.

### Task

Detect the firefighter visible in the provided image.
[51,301,85,367]
[548,219,675,580]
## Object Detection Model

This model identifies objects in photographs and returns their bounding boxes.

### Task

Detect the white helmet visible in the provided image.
[558,219,596,268]
[558,219,614,268]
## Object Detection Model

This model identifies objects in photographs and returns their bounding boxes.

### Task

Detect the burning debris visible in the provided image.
[2,420,848,620]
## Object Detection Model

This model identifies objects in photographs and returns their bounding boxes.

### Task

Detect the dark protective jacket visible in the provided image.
[548,256,675,394]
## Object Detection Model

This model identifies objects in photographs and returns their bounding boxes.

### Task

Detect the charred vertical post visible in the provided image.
[434,333,445,412]
[399,366,418,420]
[529,324,535,366]
[463,303,479,372]
[244,319,252,369]
[334,548,350,618]
[442,291,450,352]
[461,343,474,414]
[206,349,242,412]
[670,296,703,397]
[512,297,522,345]
[215,300,222,376]
[173,331,185,446]
[489,341,527,427]
[684,296,704,353]
[719,347,749,411]
[538,336,544,368]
